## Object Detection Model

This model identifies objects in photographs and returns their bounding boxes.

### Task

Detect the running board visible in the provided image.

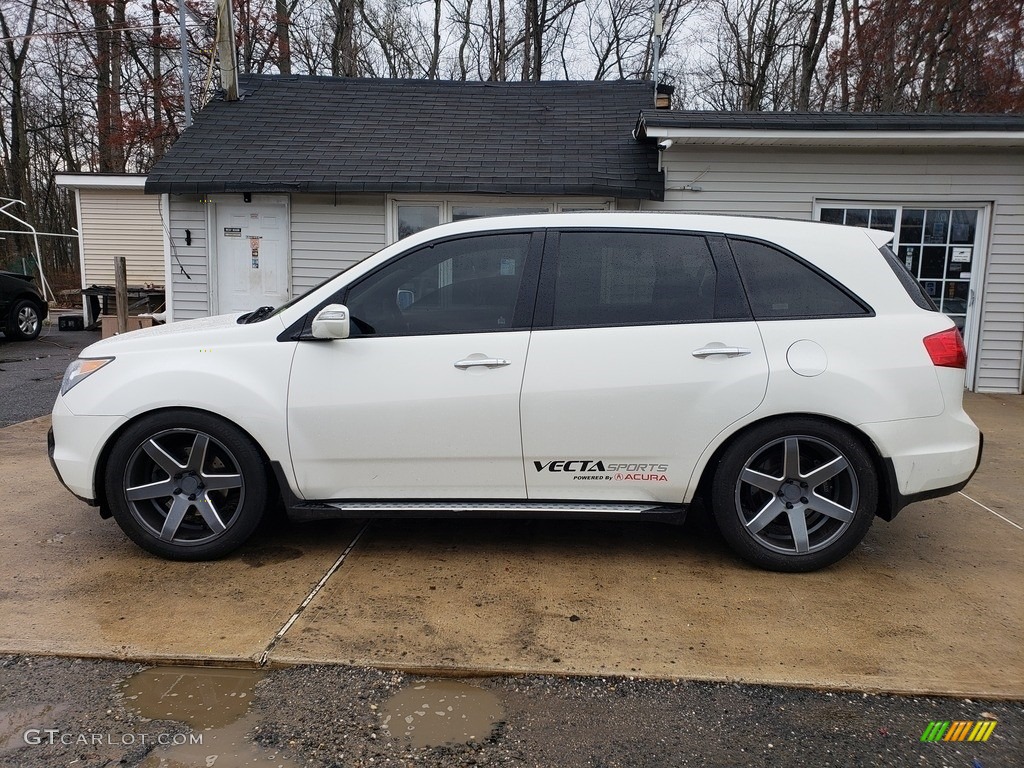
[324,501,670,514]
[267,463,688,524]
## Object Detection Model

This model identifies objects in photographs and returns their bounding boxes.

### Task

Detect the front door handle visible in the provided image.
[691,346,751,358]
[454,357,511,369]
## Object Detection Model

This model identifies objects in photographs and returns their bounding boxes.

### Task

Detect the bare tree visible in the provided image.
[0,0,40,257]
[796,0,835,109]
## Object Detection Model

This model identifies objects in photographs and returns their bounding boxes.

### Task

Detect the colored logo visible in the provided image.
[920,720,997,742]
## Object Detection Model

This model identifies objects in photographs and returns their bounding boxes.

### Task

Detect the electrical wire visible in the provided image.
[0,22,205,45]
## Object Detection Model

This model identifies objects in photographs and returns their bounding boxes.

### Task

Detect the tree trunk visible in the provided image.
[332,0,356,76]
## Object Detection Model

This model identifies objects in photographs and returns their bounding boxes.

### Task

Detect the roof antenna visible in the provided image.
[652,1,663,107]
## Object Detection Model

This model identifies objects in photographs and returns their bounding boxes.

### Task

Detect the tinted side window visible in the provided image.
[345,233,531,336]
[729,238,869,319]
[552,232,716,326]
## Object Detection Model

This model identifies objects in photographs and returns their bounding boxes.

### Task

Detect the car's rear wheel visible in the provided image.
[104,410,268,560]
[8,298,43,341]
[711,418,877,572]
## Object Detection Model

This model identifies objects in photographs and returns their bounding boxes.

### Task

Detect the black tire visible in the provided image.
[104,410,269,560]
[710,418,877,572]
[7,298,43,341]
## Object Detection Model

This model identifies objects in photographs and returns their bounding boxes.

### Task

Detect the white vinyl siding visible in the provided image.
[645,148,1024,394]
[168,196,210,320]
[78,189,164,286]
[290,194,386,295]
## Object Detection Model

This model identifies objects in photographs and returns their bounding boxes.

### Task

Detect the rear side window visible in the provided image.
[729,238,869,319]
[552,231,716,326]
[878,244,939,311]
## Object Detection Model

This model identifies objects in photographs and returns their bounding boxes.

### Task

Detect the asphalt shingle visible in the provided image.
[146,75,663,200]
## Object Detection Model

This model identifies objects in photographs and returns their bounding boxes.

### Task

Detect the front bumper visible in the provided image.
[48,396,126,505]
[48,426,95,506]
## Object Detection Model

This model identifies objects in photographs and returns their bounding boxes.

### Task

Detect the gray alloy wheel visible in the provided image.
[711,419,877,572]
[106,411,268,560]
[9,299,41,340]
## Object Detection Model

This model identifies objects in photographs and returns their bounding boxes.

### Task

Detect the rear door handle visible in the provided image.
[454,357,511,369]
[691,346,751,358]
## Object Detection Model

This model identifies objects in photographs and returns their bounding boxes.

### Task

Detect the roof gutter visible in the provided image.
[637,124,1024,148]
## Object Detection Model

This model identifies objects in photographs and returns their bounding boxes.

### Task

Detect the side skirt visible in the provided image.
[269,462,688,524]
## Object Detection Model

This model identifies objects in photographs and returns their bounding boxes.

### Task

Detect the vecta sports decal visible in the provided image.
[532,460,670,482]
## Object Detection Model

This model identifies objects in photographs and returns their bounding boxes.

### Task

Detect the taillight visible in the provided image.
[923,328,967,368]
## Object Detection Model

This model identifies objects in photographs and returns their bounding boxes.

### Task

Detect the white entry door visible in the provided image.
[215,202,289,315]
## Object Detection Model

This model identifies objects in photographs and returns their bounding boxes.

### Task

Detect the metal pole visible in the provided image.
[177,0,192,127]
[0,198,54,303]
[652,1,662,107]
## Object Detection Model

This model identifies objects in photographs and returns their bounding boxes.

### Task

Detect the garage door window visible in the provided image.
[818,205,980,335]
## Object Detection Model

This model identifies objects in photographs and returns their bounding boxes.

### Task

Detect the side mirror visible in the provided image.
[311,304,351,340]
[397,289,415,310]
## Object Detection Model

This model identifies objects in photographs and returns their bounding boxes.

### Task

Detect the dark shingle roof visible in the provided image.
[638,111,1024,133]
[145,75,662,200]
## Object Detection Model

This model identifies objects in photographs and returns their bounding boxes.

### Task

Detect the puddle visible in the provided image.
[381,680,503,749]
[122,666,300,767]
[0,704,69,754]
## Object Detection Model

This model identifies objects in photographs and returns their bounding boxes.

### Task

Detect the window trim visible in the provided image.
[386,195,614,243]
[726,235,875,321]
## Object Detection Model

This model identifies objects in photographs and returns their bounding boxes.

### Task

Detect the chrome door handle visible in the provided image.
[454,357,511,369]
[691,346,751,358]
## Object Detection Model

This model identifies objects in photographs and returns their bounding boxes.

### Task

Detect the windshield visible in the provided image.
[238,262,362,323]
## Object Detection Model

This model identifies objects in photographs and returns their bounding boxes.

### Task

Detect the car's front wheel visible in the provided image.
[104,410,268,560]
[7,298,43,340]
[711,418,877,572]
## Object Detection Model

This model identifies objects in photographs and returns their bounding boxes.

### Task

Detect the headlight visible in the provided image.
[60,357,114,396]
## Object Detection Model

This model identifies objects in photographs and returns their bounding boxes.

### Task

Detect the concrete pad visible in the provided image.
[0,417,360,664]
[2,394,1020,698]
[271,498,1022,698]
[962,392,1024,528]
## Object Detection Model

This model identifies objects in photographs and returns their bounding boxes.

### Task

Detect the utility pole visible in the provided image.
[215,0,239,101]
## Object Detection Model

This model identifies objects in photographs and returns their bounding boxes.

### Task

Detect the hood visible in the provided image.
[0,271,35,283]
[81,312,285,357]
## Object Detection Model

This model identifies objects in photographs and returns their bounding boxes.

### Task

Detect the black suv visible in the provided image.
[0,270,48,341]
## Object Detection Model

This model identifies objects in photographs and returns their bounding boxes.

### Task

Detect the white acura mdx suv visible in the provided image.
[49,213,982,571]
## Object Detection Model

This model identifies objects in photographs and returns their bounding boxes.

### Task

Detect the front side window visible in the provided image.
[345,233,532,336]
[729,238,869,319]
[550,231,717,327]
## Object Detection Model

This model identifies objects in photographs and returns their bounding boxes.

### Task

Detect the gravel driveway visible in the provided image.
[0,656,1020,768]
[0,322,97,427]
